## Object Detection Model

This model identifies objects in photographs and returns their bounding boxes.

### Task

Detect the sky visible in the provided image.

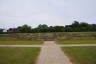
[0,0,96,29]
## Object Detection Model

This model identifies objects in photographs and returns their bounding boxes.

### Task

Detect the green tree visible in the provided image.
[72,21,80,27]
[52,26,65,32]
[36,24,49,32]
[17,24,32,33]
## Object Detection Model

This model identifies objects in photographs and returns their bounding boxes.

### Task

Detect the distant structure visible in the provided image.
[0,29,8,33]
[0,28,4,32]
[3,29,7,32]
[7,28,17,33]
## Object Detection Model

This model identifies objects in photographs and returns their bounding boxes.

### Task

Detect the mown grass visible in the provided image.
[0,37,43,45]
[62,47,96,64]
[60,32,96,34]
[56,37,96,44]
[1,32,96,34]
[0,41,43,45]
[37,32,96,34]
[0,47,40,64]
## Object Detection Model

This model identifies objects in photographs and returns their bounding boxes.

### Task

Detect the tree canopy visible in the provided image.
[2,21,96,33]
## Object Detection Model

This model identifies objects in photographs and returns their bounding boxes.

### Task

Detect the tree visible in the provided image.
[79,22,90,31]
[72,21,80,27]
[90,24,96,31]
[36,24,49,32]
[37,24,48,29]
[80,22,89,27]
[17,24,32,33]
[52,26,65,32]
[1,21,96,33]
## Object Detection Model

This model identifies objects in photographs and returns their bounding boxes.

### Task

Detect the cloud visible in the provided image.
[0,0,96,29]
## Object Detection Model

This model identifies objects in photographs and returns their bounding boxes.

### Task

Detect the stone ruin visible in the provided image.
[0,33,96,41]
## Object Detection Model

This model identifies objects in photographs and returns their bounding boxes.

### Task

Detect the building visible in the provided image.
[7,28,17,33]
[0,29,4,32]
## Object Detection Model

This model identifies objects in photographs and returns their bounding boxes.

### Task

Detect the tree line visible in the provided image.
[1,21,96,33]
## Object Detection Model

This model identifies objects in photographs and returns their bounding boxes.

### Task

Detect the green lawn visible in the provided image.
[60,32,96,34]
[38,32,96,34]
[0,37,43,45]
[40,32,96,34]
[0,47,40,64]
[62,47,96,64]
[56,37,96,44]
[0,41,43,45]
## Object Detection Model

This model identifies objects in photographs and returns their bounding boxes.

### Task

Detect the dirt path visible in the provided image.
[36,41,72,64]
[59,44,96,47]
[0,44,96,47]
[0,45,42,47]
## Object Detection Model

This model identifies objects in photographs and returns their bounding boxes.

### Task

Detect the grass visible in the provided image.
[62,47,96,64]
[36,32,96,34]
[31,32,96,34]
[0,41,43,45]
[0,37,43,45]
[1,32,96,34]
[0,47,40,64]
[59,32,96,34]
[56,37,96,44]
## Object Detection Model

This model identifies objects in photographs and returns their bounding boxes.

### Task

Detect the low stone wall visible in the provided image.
[0,33,96,41]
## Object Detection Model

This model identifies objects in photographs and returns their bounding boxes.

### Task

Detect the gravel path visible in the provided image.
[0,44,96,47]
[59,44,96,47]
[36,41,72,64]
[0,45,42,47]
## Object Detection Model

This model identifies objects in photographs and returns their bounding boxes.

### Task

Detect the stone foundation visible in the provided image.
[0,33,96,41]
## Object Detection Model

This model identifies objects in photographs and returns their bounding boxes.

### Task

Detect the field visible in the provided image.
[59,32,96,34]
[0,41,43,45]
[0,37,43,45]
[56,37,96,44]
[62,47,96,64]
[1,32,96,34]
[0,47,40,64]
[36,32,96,34]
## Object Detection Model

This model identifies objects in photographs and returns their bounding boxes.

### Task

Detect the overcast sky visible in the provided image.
[0,0,96,29]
